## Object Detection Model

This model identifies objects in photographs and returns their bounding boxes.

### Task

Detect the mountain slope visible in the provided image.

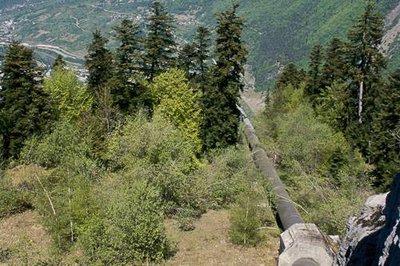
[0,0,399,90]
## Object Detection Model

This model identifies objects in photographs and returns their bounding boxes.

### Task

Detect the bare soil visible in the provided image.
[165,209,279,266]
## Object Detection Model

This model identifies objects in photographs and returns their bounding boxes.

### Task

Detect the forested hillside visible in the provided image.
[0,1,399,264]
[1,0,400,89]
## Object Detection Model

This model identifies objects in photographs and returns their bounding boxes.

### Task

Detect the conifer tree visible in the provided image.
[305,44,323,104]
[113,18,148,113]
[344,2,386,157]
[143,1,176,80]
[201,4,247,150]
[347,2,385,124]
[178,43,196,80]
[193,26,211,92]
[272,63,305,112]
[0,41,54,159]
[85,30,114,94]
[370,71,400,187]
[321,38,348,87]
[52,54,66,71]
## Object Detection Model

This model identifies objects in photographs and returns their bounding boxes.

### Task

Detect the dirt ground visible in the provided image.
[165,209,279,266]
[0,211,52,265]
[0,209,279,265]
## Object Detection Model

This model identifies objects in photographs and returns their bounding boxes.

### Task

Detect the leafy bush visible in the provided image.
[201,147,252,209]
[151,69,202,151]
[105,112,202,213]
[229,189,264,247]
[79,178,173,264]
[20,120,94,170]
[43,68,93,121]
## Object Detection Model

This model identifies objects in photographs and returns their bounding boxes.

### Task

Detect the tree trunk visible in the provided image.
[358,80,364,124]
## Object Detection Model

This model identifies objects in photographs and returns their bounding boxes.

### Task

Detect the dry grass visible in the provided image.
[165,209,279,266]
[3,164,51,188]
[0,211,52,265]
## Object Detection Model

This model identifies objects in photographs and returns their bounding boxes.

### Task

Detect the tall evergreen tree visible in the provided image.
[347,2,385,125]
[178,43,196,80]
[193,26,211,92]
[0,41,54,159]
[321,38,348,88]
[272,63,306,112]
[201,4,247,150]
[143,1,176,80]
[370,70,400,187]
[113,18,148,113]
[85,30,114,94]
[305,44,323,104]
[344,2,386,158]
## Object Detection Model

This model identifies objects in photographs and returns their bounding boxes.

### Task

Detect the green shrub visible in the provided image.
[202,147,251,209]
[79,179,174,264]
[229,189,264,247]
[0,186,32,218]
[105,112,202,213]
[20,120,94,169]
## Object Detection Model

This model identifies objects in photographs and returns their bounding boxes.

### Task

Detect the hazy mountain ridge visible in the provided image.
[1,0,400,89]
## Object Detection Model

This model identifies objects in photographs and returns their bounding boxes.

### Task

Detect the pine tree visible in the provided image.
[52,54,66,71]
[85,30,114,94]
[0,41,54,160]
[347,2,385,125]
[193,26,211,93]
[321,38,348,88]
[370,70,400,187]
[178,43,196,80]
[143,1,176,80]
[345,2,386,157]
[113,18,148,113]
[272,63,306,112]
[305,44,323,104]
[201,4,247,150]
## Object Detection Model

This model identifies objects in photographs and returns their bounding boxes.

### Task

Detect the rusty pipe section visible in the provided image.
[242,117,304,230]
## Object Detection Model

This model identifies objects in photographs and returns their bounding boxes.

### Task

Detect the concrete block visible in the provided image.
[279,223,335,266]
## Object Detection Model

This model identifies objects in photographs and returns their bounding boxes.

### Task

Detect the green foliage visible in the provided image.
[143,1,176,80]
[113,18,150,114]
[85,30,114,93]
[229,188,264,247]
[260,84,372,235]
[369,70,400,187]
[192,26,211,90]
[79,178,173,264]
[202,4,247,151]
[0,186,32,218]
[201,147,251,209]
[305,44,323,104]
[18,120,98,252]
[44,68,93,121]
[151,69,202,151]
[20,120,93,169]
[35,165,95,252]
[105,112,200,212]
[0,41,54,160]
[52,55,66,71]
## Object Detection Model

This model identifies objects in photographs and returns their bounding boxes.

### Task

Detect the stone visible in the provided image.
[336,174,400,266]
[279,223,335,266]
